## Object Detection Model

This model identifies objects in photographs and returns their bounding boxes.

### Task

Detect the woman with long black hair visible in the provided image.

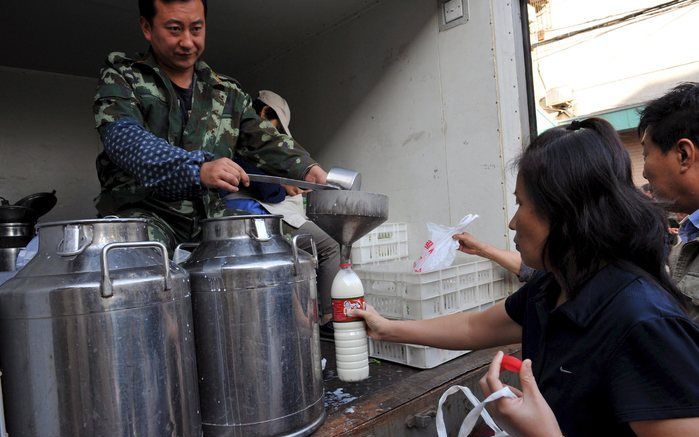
[349,118,699,436]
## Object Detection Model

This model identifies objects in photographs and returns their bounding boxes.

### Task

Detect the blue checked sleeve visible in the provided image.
[99,118,214,200]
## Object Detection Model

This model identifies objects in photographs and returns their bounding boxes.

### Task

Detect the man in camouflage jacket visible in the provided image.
[93,0,326,250]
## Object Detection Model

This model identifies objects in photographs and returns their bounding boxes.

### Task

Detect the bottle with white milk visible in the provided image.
[331,262,369,382]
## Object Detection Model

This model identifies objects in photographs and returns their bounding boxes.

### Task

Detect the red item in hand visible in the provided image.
[501,355,522,373]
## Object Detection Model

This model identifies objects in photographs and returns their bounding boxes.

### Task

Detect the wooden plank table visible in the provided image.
[315,340,521,436]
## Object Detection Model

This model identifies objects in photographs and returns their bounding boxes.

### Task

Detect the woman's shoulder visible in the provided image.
[610,265,690,324]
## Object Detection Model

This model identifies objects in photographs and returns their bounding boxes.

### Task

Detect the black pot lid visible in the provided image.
[14,191,57,218]
[0,205,36,224]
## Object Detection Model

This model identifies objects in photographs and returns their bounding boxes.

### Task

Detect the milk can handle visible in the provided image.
[100,242,171,298]
[174,242,199,264]
[291,234,318,276]
[175,243,199,251]
[248,218,273,242]
[56,224,93,257]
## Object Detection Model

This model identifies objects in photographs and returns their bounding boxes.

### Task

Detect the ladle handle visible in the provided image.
[291,234,318,276]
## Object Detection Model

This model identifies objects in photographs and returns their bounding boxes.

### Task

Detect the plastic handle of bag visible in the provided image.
[435,385,517,437]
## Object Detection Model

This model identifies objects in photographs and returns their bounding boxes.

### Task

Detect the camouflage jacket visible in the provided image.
[93,50,316,229]
[669,239,699,319]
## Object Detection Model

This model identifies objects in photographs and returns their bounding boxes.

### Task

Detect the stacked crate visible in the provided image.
[351,223,409,266]
[353,227,511,368]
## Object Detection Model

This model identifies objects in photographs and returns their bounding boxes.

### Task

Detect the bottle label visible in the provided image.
[332,297,365,323]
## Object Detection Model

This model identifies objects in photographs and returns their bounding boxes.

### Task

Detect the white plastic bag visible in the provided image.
[436,385,516,437]
[413,214,479,272]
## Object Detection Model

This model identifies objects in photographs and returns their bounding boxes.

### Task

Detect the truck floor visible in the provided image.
[316,340,521,436]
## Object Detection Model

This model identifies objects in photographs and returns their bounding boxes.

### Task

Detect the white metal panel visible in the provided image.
[240,0,525,260]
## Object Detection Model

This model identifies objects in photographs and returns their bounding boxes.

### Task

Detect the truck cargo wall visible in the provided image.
[0,66,100,222]
[239,0,526,259]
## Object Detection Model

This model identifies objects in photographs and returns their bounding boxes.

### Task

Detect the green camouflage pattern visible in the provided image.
[116,208,180,254]
[93,50,316,243]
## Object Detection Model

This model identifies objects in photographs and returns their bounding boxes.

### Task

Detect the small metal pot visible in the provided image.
[0,248,21,272]
[0,205,36,224]
[0,223,33,249]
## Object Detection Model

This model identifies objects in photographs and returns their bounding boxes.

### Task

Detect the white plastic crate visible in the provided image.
[351,223,409,265]
[368,301,501,368]
[357,260,507,320]
[369,339,470,369]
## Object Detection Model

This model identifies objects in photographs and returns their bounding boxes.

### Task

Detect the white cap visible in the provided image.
[258,90,292,136]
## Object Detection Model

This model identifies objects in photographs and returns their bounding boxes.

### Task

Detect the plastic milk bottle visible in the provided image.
[331,262,369,381]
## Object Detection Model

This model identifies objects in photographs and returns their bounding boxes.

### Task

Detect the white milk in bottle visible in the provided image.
[331,262,369,382]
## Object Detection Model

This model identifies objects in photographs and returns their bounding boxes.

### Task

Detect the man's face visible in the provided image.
[641,129,684,210]
[140,0,205,75]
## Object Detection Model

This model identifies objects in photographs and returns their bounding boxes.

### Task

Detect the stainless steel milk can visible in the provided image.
[0,218,202,437]
[181,215,325,437]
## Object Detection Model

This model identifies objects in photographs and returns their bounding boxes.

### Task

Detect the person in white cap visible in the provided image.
[228,90,340,330]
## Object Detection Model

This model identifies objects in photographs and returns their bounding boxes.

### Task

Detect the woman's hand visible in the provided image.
[480,351,563,437]
[453,232,488,256]
[346,304,393,341]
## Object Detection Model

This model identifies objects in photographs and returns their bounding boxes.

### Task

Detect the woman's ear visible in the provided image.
[260,106,272,121]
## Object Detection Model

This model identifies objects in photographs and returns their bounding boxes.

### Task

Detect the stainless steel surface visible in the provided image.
[306,190,389,261]
[0,218,202,437]
[0,248,20,272]
[326,167,361,190]
[181,215,325,437]
[0,371,6,437]
[247,174,340,191]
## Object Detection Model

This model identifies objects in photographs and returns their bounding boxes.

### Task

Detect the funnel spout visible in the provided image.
[340,245,352,264]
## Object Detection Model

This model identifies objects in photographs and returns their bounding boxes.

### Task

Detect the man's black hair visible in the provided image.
[518,117,686,308]
[139,0,208,23]
[638,82,699,154]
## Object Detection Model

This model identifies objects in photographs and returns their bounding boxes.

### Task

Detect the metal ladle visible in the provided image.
[246,167,361,191]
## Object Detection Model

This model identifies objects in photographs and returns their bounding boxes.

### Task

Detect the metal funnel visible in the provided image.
[306,190,388,262]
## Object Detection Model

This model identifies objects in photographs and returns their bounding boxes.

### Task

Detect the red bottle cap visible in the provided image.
[500,355,522,373]
[339,262,352,268]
